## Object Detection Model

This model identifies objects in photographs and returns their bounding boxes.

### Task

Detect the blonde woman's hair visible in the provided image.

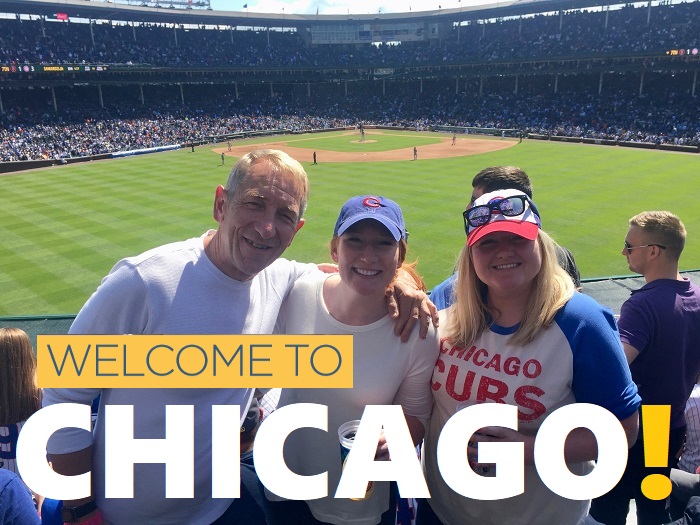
[0,328,42,424]
[444,230,574,347]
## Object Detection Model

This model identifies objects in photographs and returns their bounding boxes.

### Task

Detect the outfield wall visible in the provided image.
[529,134,699,153]
[0,153,112,174]
[547,137,700,154]
[6,270,700,350]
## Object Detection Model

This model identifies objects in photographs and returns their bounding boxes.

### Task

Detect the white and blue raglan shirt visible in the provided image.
[423,292,641,525]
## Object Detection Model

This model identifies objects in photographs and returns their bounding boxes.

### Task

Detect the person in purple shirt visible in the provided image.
[590,211,700,525]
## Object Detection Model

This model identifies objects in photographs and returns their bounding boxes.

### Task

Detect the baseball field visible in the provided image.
[1,129,698,316]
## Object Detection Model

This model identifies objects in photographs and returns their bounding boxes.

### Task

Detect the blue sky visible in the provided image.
[209,0,495,15]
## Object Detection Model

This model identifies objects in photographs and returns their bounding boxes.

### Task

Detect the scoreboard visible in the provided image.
[0,65,110,74]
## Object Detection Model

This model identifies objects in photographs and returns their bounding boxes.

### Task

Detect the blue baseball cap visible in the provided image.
[334,196,408,242]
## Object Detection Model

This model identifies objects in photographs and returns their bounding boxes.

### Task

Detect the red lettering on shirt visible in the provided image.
[439,338,451,354]
[434,342,550,420]
[523,359,543,379]
[472,348,488,366]
[503,356,521,376]
[476,376,508,404]
[432,358,445,390]
[462,345,478,362]
[449,345,468,359]
[514,385,546,421]
[484,354,501,372]
[446,364,476,402]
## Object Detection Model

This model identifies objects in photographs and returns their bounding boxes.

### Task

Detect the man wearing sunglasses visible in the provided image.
[590,211,700,525]
[429,166,581,310]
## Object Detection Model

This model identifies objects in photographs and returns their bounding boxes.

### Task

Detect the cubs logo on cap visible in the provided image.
[334,195,408,242]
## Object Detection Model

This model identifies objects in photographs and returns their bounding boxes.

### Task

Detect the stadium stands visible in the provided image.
[0,0,698,161]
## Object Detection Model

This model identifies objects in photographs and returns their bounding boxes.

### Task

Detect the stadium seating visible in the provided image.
[0,1,698,160]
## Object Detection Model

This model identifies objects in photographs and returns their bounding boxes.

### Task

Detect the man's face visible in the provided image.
[210,161,305,281]
[622,225,649,275]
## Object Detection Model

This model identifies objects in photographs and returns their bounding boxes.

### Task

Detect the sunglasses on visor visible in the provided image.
[463,195,540,235]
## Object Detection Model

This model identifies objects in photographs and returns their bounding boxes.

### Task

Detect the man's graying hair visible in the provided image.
[225,149,309,219]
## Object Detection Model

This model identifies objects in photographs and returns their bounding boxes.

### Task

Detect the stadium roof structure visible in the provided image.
[0,0,648,28]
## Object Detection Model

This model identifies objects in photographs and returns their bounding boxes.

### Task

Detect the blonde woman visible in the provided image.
[419,189,641,525]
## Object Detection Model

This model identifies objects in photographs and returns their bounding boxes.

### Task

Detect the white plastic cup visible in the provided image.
[337,420,374,499]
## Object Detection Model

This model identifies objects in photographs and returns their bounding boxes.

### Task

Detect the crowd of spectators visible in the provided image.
[0,104,354,161]
[0,76,697,161]
[0,1,698,161]
[0,2,697,68]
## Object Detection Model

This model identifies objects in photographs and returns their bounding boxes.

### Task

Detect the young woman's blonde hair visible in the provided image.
[443,230,574,347]
[0,327,42,424]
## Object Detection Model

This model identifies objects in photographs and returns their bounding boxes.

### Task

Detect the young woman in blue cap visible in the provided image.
[266,195,439,525]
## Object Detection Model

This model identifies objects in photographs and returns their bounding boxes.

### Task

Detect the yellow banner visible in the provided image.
[37,335,353,389]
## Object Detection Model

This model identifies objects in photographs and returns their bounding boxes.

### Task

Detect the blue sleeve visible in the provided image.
[0,470,41,525]
[429,274,456,311]
[40,499,63,525]
[555,293,641,420]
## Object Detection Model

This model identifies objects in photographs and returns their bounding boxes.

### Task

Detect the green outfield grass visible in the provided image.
[1,131,698,316]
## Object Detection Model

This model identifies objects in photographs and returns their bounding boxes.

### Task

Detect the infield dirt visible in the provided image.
[218,131,517,163]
